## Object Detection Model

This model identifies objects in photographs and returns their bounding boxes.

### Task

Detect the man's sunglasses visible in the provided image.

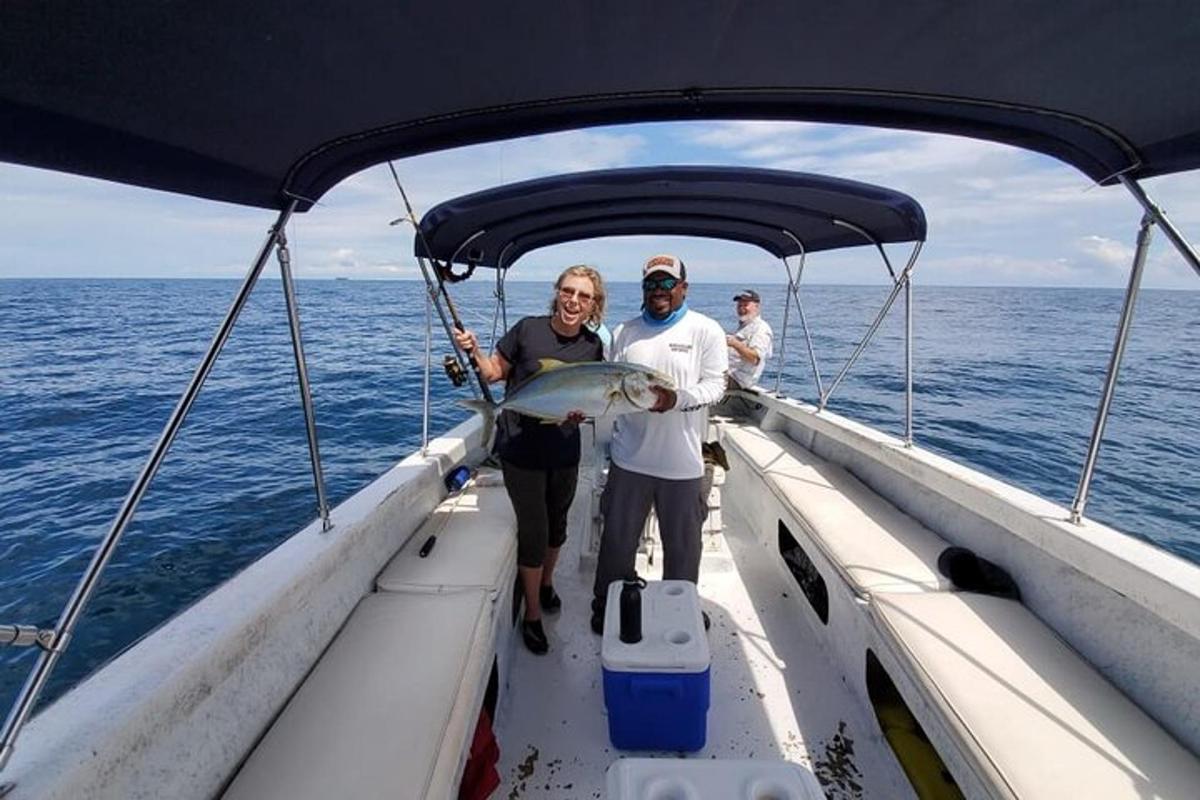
[642,276,680,292]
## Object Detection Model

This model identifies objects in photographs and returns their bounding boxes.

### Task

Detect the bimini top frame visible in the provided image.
[415,166,926,269]
[413,163,925,437]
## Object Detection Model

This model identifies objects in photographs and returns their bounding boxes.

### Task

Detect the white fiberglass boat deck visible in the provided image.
[492,453,909,799]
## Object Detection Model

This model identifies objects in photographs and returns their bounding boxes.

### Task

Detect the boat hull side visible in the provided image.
[734,392,1200,757]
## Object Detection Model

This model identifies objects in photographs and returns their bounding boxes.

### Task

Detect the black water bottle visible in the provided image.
[619,578,644,644]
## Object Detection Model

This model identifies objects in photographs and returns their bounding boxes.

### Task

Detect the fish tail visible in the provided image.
[458,398,497,454]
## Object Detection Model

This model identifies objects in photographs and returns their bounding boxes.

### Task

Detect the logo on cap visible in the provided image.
[642,253,684,279]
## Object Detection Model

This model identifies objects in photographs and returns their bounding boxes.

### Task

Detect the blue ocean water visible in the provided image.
[1,279,1197,710]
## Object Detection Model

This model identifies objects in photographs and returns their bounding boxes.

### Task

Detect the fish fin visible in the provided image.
[600,388,620,418]
[535,358,568,373]
[458,398,497,454]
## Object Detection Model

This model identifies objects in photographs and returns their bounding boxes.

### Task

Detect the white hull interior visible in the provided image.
[4,393,1199,799]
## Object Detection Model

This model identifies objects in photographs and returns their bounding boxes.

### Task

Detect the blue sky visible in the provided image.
[2,120,1199,289]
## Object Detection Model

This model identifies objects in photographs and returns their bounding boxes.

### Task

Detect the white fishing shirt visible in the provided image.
[728,315,773,389]
[609,309,728,480]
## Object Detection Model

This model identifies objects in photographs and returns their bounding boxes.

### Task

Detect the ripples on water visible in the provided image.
[0,279,1197,707]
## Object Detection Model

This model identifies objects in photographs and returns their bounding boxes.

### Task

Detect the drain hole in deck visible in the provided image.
[664,584,685,596]
[778,519,829,625]
[667,630,692,645]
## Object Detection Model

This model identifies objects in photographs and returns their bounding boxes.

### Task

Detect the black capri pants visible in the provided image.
[501,460,579,568]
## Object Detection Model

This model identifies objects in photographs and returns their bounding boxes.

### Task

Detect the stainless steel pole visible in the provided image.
[820,242,922,411]
[774,232,823,400]
[277,230,332,532]
[422,286,432,456]
[1070,215,1154,523]
[784,238,822,400]
[773,257,795,395]
[0,202,297,771]
[1119,176,1200,279]
[905,263,914,447]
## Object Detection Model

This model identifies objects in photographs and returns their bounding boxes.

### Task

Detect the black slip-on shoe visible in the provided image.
[539,584,562,614]
[521,619,549,655]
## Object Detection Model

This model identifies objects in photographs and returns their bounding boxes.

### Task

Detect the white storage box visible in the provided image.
[605,758,825,800]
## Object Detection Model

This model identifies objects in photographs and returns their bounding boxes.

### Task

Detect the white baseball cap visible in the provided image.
[642,253,685,281]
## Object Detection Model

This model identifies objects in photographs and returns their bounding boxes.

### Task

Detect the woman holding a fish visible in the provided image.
[454,265,607,655]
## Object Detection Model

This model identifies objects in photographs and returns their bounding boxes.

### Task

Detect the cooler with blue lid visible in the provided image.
[601,580,710,751]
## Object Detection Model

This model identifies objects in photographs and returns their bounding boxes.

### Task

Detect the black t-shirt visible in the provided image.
[495,316,603,469]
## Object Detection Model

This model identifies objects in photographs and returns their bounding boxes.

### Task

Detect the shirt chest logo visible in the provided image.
[669,343,693,353]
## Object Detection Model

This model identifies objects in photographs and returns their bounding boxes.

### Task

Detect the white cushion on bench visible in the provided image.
[873,592,1200,799]
[223,589,494,800]
[724,424,950,594]
[377,485,516,595]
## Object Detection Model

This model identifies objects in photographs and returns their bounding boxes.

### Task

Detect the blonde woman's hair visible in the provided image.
[550,264,607,327]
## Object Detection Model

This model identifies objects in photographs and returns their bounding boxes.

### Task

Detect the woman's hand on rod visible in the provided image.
[453,328,478,354]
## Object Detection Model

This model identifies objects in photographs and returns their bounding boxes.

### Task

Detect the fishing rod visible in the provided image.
[388,164,495,404]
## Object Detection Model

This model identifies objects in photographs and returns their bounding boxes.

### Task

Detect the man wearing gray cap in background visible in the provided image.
[726,288,773,390]
[591,254,728,634]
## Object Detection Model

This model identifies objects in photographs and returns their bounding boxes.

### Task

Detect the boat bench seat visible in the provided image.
[376,484,517,597]
[873,592,1200,799]
[723,424,950,595]
[222,588,495,800]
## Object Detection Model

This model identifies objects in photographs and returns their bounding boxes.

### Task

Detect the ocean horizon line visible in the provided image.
[2,276,1196,293]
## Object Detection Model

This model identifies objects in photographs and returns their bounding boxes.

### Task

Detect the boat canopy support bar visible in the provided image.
[770,224,920,445]
[1070,178,1200,524]
[1070,213,1154,524]
[1121,177,1200,279]
[905,267,914,447]
[820,242,921,412]
[491,264,510,350]
[0,201,298,772]
[774,232,824,399]
[276,231,332,532]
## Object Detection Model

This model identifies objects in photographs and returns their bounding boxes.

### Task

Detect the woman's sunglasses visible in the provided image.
[558,287,594,303]
[642,276,680,292]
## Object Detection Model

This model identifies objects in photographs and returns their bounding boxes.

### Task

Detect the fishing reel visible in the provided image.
[443,355,468,387]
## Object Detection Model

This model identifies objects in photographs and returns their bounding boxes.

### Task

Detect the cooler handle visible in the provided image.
[630,675,684,699]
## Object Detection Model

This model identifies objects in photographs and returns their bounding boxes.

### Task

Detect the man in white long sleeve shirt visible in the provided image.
[591,254,728,634]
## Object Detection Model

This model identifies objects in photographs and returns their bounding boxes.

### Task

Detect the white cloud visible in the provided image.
[1077,236,1134,269]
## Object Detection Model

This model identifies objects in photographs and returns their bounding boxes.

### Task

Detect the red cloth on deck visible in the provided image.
[458,707,501,800]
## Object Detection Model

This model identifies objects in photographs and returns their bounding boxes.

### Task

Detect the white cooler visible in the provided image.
[605,758,825,800]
